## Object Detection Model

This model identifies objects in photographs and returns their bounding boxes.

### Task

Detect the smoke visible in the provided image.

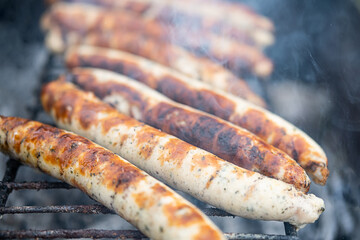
[1,0,360,239]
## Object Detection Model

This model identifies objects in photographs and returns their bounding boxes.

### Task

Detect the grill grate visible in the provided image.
[0,53,299,239]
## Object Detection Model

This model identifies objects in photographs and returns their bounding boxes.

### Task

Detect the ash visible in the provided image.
[0,0,359,239]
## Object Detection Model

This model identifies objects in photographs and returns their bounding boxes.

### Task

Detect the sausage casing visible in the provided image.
[0,115,224,240]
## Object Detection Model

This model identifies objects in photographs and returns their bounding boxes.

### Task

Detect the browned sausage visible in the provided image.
[47,0,275,48]
[42,2,273,76]
[0,115,224,240]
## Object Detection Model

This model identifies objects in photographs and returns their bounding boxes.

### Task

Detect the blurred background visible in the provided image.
[0,0,359,239]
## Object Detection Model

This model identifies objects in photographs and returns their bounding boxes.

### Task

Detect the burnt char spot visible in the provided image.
[143,103,198,145]
[215,128,240,159]
[163,202,204,227]
[158,138,195,168]
[157,76,235,120]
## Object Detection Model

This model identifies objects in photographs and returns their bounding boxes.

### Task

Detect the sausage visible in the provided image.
[44,28,266,107]
[65,45,265,107]
[63,68,311,192]
[42,2,273,77]
[0,115,224,239]
[65,45,329,185]
[41,79,325,227]
[47,0,274,48]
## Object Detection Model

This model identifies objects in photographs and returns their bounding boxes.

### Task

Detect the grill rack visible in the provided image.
[0,53,300,239]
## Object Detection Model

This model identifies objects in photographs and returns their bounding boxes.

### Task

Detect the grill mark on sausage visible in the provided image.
[135,126,165,160]
[158,138,195,168]
[163,202,204,227]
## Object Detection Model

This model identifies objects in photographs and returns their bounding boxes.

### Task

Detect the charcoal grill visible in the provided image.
[0,53,301,240]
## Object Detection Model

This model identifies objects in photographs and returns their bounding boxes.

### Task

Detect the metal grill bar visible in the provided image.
[0,204,236,217]
[0,229,299,240]
[284,223,297,236]
[0,160,20,207]
[0,229,146,239]
[0,181,73,190]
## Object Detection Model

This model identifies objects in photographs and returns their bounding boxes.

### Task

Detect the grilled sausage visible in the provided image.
[41,80,325,227]
[48,0,274,48]
[44,28,266,107]
[63,68,311,192]
[0,115,224,240]
[42,2,273,77]
[65,45,265,107]
[65,45,328,185]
